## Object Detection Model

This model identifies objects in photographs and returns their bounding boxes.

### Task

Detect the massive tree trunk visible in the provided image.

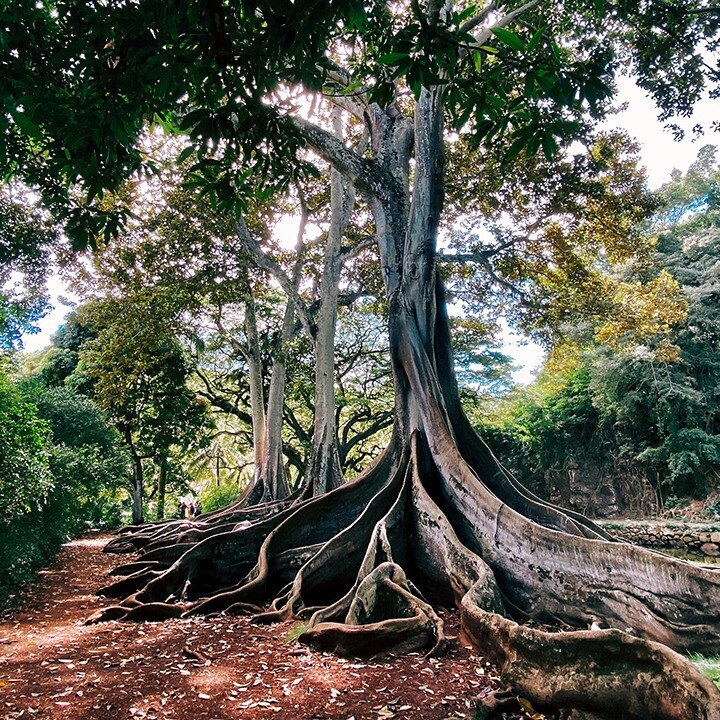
[92,96,720,720]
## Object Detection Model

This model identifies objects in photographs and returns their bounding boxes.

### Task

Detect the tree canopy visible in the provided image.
[3,1,720,718]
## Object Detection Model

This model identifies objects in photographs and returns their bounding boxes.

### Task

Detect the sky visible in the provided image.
[19,77,720,384]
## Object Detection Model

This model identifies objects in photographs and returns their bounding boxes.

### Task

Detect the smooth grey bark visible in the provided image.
[303,109,356,496]
[243,284,267,486]
[124,427,144,525]
[257,289,295,502]
[156,457,167,520]
[243,203,309,503]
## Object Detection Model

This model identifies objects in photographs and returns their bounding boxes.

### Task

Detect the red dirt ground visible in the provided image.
[0,533,543,720]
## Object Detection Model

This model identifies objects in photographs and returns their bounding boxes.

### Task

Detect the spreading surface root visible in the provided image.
[97,429,720,719]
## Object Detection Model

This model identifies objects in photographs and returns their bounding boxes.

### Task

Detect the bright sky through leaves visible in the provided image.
[20,79,720,377]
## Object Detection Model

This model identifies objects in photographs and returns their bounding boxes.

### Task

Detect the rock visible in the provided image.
[699,543,720,557]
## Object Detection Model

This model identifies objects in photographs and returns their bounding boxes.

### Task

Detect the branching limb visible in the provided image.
[235,217,314,340]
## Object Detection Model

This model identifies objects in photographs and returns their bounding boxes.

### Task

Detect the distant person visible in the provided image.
[193,501,202,518]
[177,501,187,519]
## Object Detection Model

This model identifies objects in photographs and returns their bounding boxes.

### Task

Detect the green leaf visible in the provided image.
[472,50,482,72]
[505,133,528,162]
[177,145,196,165]
[11,110,42,139]
[541,132,559,160]
[378,52,409,66]
[491,28,525,52]
[526,26,546,52]
[454,102,474,130]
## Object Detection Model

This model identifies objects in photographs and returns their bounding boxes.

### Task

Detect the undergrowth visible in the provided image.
[689,654,720,688]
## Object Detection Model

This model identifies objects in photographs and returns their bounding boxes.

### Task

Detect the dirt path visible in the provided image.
[0,533,514,720]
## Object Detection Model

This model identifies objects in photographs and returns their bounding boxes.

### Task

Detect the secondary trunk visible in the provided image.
[244,283,267,484]
[303,111,352,497]
[156,457,167,520]
[240,207,309,504]
[124,427,144,525]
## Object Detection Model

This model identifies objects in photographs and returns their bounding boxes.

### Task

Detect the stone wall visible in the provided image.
[598,520,720,556]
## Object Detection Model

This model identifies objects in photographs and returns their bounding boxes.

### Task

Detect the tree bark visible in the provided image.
[156,457,167,520]
[244,282,267,486]
[303,109,354,497]
[124,427,144,525]
[246,205,310,503]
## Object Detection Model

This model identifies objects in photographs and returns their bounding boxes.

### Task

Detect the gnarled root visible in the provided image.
[299,562,443,657]
[88,420,720,719]
[462,601,720,720]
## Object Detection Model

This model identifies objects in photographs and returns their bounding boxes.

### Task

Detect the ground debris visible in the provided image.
[0,532,541,720]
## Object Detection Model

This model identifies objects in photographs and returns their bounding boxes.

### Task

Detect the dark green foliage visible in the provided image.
[76,296,211,452]
[0,364,128,608]
[3,0,717,248]
[24,382,129,524]
[0,370,56,605]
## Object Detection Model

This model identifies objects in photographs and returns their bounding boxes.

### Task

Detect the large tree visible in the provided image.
[77,297,212,523]
[4,1,720,717]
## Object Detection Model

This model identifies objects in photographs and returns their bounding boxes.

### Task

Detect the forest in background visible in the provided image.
[1,139,718,607]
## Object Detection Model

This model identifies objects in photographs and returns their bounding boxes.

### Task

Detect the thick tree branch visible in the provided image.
[235,216,314,341]
[290,116,392,203]
[472,0,543,46]
[340,234,376,262]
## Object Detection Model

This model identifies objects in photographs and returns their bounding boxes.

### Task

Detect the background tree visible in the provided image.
[480,146,720,516]
[64,131,390,501]
[77,296,212,523]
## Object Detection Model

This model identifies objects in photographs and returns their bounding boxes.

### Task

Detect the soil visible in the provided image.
[0,533,541,720]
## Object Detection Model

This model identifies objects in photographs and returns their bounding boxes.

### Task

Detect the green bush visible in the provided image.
[198,480,242,513]
[0,371,53,524]
[0,370,129,609]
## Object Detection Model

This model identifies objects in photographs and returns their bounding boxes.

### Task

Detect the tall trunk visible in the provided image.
[244,205,309,504]
[304,109,352,496]
[124,427,144,525]
[257,297,294,502]
[244,288,267,482]
[156,457,168,520]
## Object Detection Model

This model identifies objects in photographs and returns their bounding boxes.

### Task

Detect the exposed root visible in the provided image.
[85,605,130,624]
[90,400,720,720]
[109,560,168,577]
[299,562,443,657]
[462,600,720,720]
